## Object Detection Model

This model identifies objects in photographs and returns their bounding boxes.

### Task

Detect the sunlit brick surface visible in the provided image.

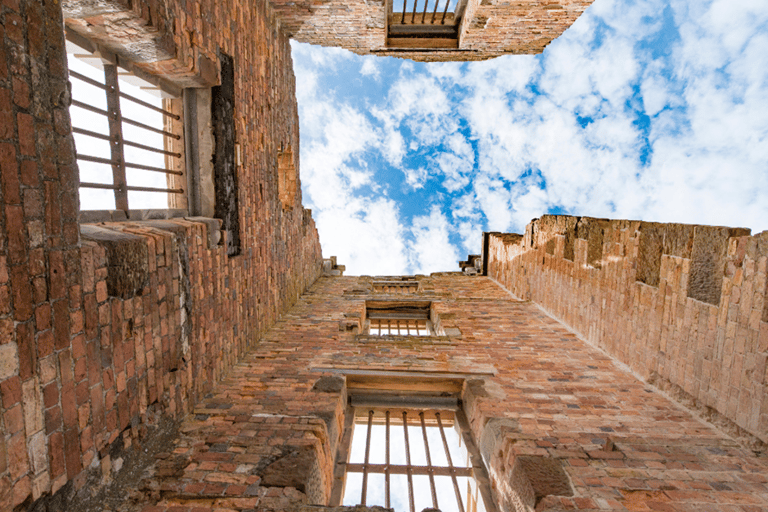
[133,275,766,511]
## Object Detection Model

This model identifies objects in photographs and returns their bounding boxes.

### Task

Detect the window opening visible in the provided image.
[366,302,434,336]
[66,39,185,212]
[341,407,486,512]
[387,0,466,49]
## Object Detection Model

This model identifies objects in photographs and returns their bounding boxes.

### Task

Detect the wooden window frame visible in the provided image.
[66,31,190,220]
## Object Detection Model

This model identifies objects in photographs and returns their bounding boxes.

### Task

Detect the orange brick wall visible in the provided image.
[487,215,768,448]
[268,0,595,62]
[0,0,323,508]
[135,274,768,511]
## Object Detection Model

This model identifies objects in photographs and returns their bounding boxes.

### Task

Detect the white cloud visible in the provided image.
[292,0,768,277]
[360,58,381,79]
[408,206,461,274]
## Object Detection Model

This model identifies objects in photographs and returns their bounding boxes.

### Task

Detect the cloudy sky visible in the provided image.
[292,0,768,276]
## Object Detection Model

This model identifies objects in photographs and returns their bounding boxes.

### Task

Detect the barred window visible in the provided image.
[66,36,186,214]
[365,301,434,336]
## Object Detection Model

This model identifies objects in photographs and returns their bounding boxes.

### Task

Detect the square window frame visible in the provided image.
[331,378,498,512]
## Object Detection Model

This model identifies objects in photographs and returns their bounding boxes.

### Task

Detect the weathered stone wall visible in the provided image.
[0,0,323,509]
[132,274,767,511]
[269,0,595,62]
[487,215,768,447]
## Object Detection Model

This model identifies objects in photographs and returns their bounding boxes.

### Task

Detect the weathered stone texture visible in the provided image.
[488,214,768,446]
[270,0,595,61]
[0,0,323,508]
[131,275,767,511]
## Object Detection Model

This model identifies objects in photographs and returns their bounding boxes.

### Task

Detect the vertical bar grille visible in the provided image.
[68,47,185,212]
[342,408,479,512]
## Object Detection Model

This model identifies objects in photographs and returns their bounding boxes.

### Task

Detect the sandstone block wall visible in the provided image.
[269,0,595,62]
[0,0,323,509]
[487,215,768,448]
[130,274,767,511]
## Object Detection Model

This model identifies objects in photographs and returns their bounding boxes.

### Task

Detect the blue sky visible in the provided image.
[292,0,768,276]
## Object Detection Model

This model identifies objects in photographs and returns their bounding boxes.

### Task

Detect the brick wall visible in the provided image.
[0,0,323,509]
[132,274,767,511]
[487,215,768,448]
[269,0,595,62]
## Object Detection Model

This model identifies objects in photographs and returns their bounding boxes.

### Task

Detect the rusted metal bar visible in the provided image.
[124,161,184,176]
[119,90,180,120]
[420,412,438,509]
[402,0,407,23]
[431,0,440,24]
[345,463,474,477]
[385,410,391,509]
[76,154,118,166]
[361,410,374,506]
[403,412,415,512]
[411,0,416,24]
[121,115,181,139]
[71,99,111,118]
[124,138,182,158]
[103,64,129,210]
[81,182,183,195]
[437,412,465,512]
[421,0,428,24]
[441,0,450,24]
[72,127,112,142]
[69,69,107,91]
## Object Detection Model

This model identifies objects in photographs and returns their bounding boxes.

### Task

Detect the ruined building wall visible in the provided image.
[487,215,768,448]
[134,274,767,511]
[269,0,595,62]
[0,0,323,509]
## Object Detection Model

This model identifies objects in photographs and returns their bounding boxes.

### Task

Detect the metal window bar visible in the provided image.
[419,412,438,509]
[69,60,183,211]
[369,318,429,336]
[344,409,476,512]
[395,0,455,25]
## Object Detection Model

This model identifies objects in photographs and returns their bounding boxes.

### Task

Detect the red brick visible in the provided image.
[53,299,70,350]
[49,431,65,478]
[11,77,30,110]
[0,144,19,205]
[0,110,13,141]
[15,321,34,380]
[0,256,7,284]
[45,181,62,239]
[6,205,26,264]
[35,303,51,331]
[11,475,30,507]
[61,385,77,429]
[75,381,89,405]
[0,285,9,314]
[23,188,43,219]
[45,406,62,434]
[0,25,7,80]
[2,0,21,14]
[19,159,38,187]
[29,278,45,306]
[7,432,28,480]
[43,382,59,409]
[63,428,82,478]
[3,404,23,434]
[0,434,6,475]
[4,13,23,44]
[0,376,22,408]
[17,113,35,156]
[37,329,54,358]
